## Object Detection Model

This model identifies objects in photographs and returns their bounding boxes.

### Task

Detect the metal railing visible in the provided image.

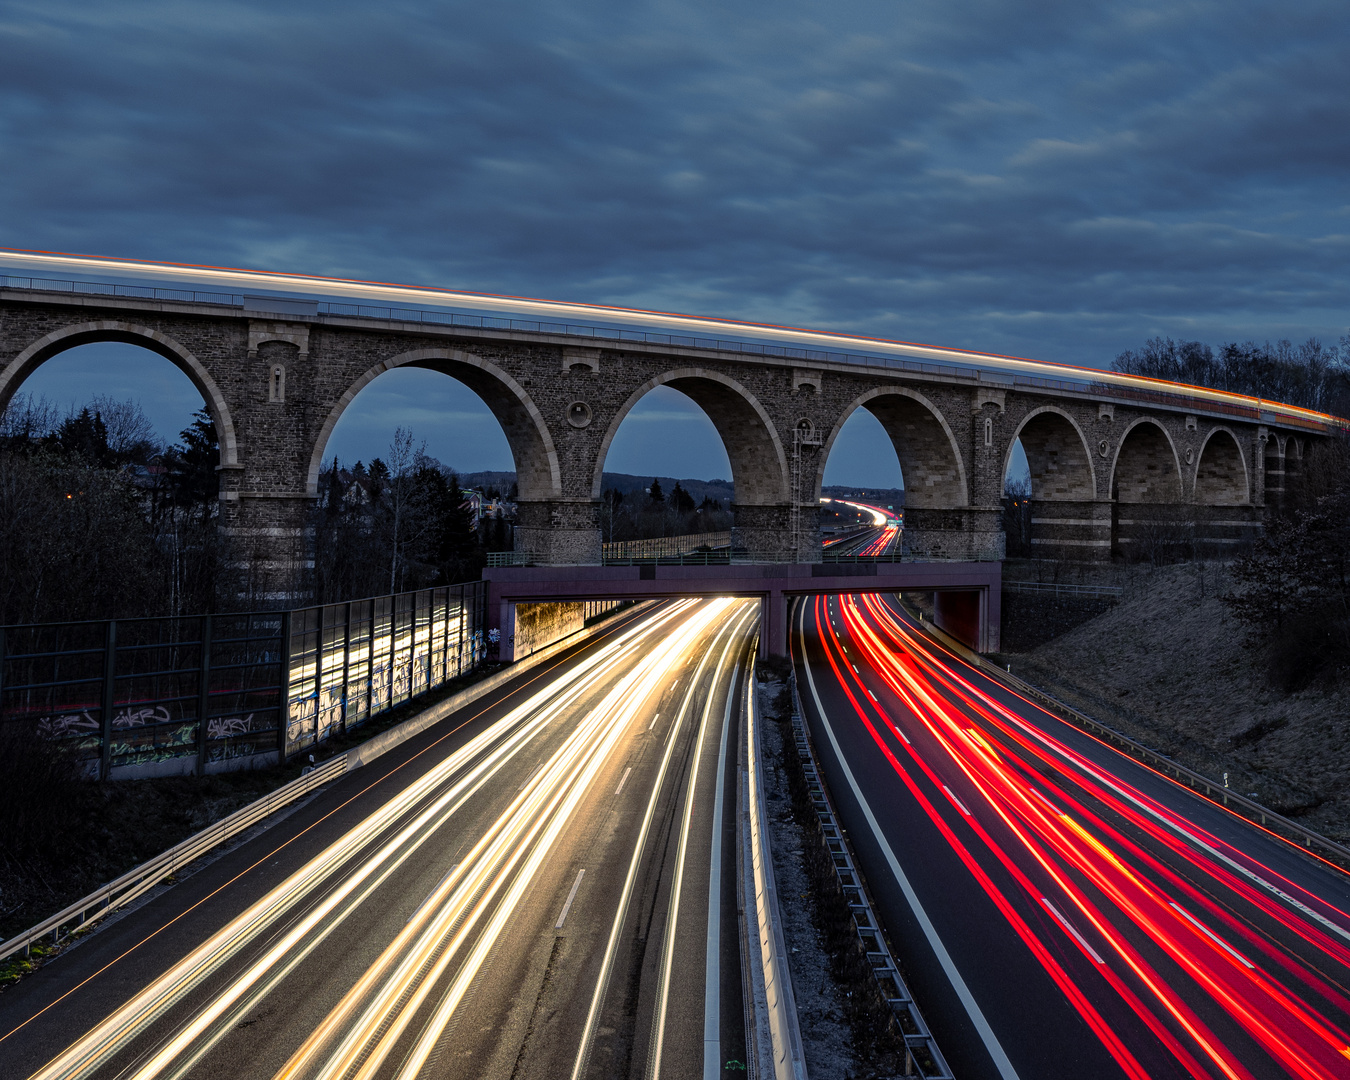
[600,531,731,560]
[0,756,348,966]
[0,582,487,776]
[5,273,1337,434]
[788,677,953,1077]
[492,548,992,568]
[1003,580,1124,599]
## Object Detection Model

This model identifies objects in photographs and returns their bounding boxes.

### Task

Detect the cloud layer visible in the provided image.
[2,2,1345,366]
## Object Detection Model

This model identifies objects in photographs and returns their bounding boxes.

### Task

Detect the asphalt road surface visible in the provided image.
[793,591,1350,1080]
[3,597,760,1080]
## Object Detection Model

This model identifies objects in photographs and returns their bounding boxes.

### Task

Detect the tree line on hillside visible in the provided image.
[1112,335,1350,416]
[599,479,732,543]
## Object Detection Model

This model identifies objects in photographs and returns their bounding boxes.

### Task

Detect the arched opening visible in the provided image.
[844,392,965,508]
[310,351,550,598]
[594,372,786,556]
[1194,429,1248,505]
[311,348,557,502]
[1111,421,1181,503]
[818,389,966,560]
[1111,420,1186,562]
[0,339,222,622]
[1010,410,1095,501]
[1001,410,1097,560]
[819,407,904,554]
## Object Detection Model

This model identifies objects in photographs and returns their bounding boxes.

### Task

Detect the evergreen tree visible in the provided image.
[55,407,113,466]
[648,478,664,503]
[669,481,695,515]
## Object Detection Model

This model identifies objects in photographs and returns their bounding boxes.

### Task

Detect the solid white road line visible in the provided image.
[703,653,738,1080]
[799,606,1023,1080]
[556,870,587,931]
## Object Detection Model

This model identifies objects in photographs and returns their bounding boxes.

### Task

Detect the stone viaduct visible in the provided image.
[0,266,1337,615]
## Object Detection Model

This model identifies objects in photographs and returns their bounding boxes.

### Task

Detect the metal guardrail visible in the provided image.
[745,656,809,1080]
[0,755,349,966]
[4,274,1339,434]
[787,677,953,1077]
[912,615,1350,872]
[1003,580,1124,599]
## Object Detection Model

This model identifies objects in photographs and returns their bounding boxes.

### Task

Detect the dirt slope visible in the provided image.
[999,563,1350,842]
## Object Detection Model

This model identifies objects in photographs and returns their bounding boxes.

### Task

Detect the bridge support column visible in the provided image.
[515,499,602,566]
[902,506,1004,561]
[218,490,315,607]
[732,503,797,559]
[1029,500,1112,561]
[1192,504,1262,557]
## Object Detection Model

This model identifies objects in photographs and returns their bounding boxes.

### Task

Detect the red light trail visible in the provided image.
[795,593,1350,1080]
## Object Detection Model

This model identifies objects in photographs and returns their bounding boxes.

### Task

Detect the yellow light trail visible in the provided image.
[27,599,743,1080]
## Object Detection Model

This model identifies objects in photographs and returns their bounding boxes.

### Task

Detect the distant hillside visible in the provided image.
[457,470,517,493]
[600,472,734,506]
[456,473,905,510]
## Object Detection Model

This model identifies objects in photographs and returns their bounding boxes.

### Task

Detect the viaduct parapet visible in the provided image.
[1,267,1338,605]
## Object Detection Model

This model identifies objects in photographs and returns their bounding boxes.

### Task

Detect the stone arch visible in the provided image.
[592,369,789,503]
[817,387,968,507]
[307,347,561,499]
[1004,406,1096,500]
[1194,427,1249,505]
[1109,418,1182,503]
[0,320,239,466]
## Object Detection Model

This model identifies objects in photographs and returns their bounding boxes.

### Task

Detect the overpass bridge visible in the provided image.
[1,250,1341,651]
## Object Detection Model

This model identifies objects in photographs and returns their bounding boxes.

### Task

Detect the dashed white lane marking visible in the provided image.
[1040,897,1104,964]
[648,712,660,731]
[614,767,632,796]
[1170,903,1254,968]
[407,864,459,923]
[556,869,586,930]
[942,785,971,816]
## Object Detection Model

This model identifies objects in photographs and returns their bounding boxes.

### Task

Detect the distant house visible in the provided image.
[461,488,483,529]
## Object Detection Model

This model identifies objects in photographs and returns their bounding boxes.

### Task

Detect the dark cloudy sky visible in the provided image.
[4,0,1346,485]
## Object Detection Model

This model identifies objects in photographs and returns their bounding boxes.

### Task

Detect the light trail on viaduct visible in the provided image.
[793,593,1350,1080]
[2,599,759,1080]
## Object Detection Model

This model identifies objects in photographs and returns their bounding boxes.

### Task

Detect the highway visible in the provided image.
[2,598,760,1080]
[793,592,1350,1080]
